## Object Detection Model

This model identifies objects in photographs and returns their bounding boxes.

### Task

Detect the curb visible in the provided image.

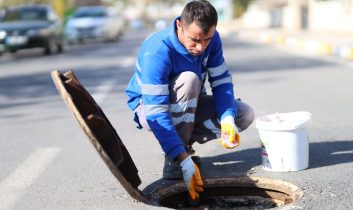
[238,30,353,61]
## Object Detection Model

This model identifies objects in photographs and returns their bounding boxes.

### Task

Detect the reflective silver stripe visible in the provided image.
[172,113,195,125]
[210,75,232,88]
[203,119,221,137]
[208,62,228,77]
[136,74,142,86]
[169,98,197,113]
[202,72,207,80]
[136,60,142,73]
[144,104,169,116]
[141,84,169,95]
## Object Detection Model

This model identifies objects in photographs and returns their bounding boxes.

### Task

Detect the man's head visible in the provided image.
[176,0,218,56]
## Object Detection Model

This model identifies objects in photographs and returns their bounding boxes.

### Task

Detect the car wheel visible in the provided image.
[78,38,84,45]
[114,33,120,42]
[57,42,64,54]
[66,40,74,45]
[44,39,57,55]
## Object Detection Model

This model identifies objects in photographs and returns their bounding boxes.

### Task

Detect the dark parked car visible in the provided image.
[0,4,64,55]
[0,10,5,54]
[0,9,4,21]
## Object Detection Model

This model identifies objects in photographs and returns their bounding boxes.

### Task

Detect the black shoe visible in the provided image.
[162,156,183,180]
[162,156,201,180]
[191,156,201,167]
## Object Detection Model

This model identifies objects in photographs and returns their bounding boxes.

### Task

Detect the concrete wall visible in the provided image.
[241,0,353,34]
[309,0,353,33]
[241,4,273,28]
[241,1,300,29]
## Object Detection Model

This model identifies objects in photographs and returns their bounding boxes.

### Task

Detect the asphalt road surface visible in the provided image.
[0,28,352,210]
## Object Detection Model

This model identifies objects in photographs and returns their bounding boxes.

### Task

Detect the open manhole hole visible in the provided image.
[148,177,303,209]
[52,70,304,209]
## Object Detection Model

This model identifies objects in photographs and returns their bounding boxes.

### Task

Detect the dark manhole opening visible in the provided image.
[164,194,277,209]
[150,177,303,209]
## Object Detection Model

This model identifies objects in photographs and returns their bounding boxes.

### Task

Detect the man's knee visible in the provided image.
[244,107,255,130]
[171,71,201,99]
[236,104,255,132]
[181,71,200,91]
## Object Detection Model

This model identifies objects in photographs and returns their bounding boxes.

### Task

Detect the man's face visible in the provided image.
[176,19,215,56]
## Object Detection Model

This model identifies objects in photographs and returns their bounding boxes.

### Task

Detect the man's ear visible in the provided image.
[176,19,182,30]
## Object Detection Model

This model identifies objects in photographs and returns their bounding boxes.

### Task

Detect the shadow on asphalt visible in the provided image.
[0,30,148,63]
[144,140,353,193]
[200,148,262,178]
[0,65,131,113]
[143,147,262,194]
[309,140,353,169]
[0,30,149,115]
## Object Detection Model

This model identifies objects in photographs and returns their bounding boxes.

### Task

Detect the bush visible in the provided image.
[233,0,253,18]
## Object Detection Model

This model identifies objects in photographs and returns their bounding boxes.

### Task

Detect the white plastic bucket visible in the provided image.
[255,111,311,172]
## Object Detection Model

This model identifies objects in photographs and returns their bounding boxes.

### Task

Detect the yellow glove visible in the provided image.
[219,116,240,149]
[180,156,204,200]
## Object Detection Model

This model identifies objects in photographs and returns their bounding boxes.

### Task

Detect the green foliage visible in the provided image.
[0,0,76,21]
[63,7,76,25]
[233,0,253,18]
[1,0,49,8]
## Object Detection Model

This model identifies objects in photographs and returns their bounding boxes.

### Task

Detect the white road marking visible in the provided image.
[331,150,353,155]
[120,57,135,68]
[212,160,244,165]
[91,57,135,104]
[0,147,61,210]
[91,80,116,104]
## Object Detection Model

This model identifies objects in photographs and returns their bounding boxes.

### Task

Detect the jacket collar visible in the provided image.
[169,16,189,55]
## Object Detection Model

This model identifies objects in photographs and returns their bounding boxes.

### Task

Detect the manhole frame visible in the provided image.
[147,176,304,208]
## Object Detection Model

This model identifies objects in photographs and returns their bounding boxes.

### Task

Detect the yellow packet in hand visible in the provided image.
[219,123,240,149]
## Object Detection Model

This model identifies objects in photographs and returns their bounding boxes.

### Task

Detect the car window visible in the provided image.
[3,8,48,21]
[0,10,4,21]
[73,7,107,18]
[107,8,118,17]
[47,9,57,22]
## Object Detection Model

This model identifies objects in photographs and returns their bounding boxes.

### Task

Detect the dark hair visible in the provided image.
[180,0,218,34]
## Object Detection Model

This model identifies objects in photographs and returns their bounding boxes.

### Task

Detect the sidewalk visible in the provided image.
[235,28,353,61]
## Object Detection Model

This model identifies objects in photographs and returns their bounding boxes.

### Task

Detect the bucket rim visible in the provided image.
[255,111,311,131]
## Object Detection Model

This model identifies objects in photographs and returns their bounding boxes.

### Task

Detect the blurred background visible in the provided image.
[0,0,243,55]
[1,0,353,55]
[1,0,352,32]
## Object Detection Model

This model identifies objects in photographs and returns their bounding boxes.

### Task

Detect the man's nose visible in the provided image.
[196,43,204,52]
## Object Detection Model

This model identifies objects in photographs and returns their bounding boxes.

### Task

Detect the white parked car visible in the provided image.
[64,6,125,44]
